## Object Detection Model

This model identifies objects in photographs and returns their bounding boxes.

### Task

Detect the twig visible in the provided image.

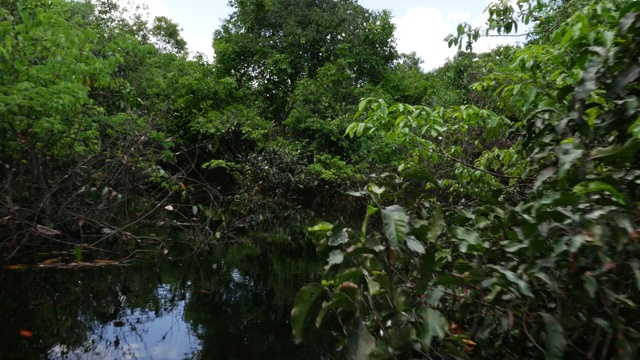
[523,301,546,356]
[89,190,175,247]
[437,147,523,180]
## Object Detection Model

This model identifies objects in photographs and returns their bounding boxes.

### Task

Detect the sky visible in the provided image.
[122,0,526,71]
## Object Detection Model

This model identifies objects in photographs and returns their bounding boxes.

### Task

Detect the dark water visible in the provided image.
[0,243,339,359]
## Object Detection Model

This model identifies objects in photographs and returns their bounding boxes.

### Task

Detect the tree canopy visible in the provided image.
[1,0,640,358]
[213,0,397,120]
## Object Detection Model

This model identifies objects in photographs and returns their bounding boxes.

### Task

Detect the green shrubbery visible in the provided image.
[293,1,640,358]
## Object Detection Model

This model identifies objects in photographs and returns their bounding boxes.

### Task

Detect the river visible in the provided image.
[0,241,340,359]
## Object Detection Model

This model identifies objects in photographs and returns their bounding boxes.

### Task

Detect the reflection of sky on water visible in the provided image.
[48,285,201,360]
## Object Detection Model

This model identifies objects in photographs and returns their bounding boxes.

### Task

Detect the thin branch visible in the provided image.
[523,301,546,356]
[483,32,534,38]
[437,148,523,180]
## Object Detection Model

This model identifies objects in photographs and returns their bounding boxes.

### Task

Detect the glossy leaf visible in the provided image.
[329,228,349,246]
[291,284,326,343]
[541,313,566,360]
[382,205,408,248]
[421,308,448,351]
[308,222,333,232]
[324,250,345,271]
[406,236,426,254]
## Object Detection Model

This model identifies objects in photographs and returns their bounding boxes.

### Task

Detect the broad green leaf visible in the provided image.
[366,278,382,295]
[406,236,426,254]
[452,227,482,253]
[620,2,640,17]
[613,63,640,94]
[533,271,558,292]
[504,242,528,253]
[540,312,566,360]
[329,228,349,246]
[402,168,442,188]
[573,181,626,204]
[433,273,467,286]
[361,205,379,239]
[325,250,344,271]
[335,268,366,285]
[534,167,556,190]
[426,286,445,306]
[421,308,448,352]
[382,205,408,248]
[427,207,445,241]
[452,227,480,244]
[590,139,640,163]
[347,316,376,360]
[557,147,583,180]
[489,265,533,297]
[308,221,333,232]
[291,283,325,343]
[315,293,359,326]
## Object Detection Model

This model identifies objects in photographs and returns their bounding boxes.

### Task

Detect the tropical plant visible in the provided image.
[292,1,640,359]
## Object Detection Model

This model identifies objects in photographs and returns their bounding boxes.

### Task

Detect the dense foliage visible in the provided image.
[1,0,639,359]
[292,1,640,359]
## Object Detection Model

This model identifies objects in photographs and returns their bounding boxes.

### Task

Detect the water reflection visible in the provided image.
[0,243,339,359]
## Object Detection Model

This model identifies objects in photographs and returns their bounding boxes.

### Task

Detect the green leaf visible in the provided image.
[402,167,442,188]
[361,205,379,239]
[335,268,366,285]
[433,273,467,286]
[366,277,382,295]
[382,205,408,248]
[452,227,480,244]
[534,167,556,191]
[347,316,376,360]
[540,312,566,360]
[308,221,333,232]
[574,61,598,101]
[421,308,448,352]
[620,2,640,17]
[582,274,597,298]
[629,259,640,291]
[573,181,626,204]
[427,207,445,241]
[329,228,349,246]
[291,283,325,343]
[74,245,83,262]
[489,265,533,297]
[613,63,640,94]
[590,139,640,163]
[325,250,345,271]
[406,236,426,254]
[557,147,583,180]
[452,227,481,253]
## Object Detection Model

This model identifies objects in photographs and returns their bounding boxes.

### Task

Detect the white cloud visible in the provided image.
[393,1,532,71]
[181,30,214,60]
[393,7,457,71]
[470,0,530,53]
[447,11,471,23]
[115,0,215,58]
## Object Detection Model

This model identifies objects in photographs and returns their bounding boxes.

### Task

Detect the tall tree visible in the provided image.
[213,0,398,121]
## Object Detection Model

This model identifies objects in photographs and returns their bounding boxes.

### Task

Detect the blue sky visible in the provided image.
[124,0,523,70]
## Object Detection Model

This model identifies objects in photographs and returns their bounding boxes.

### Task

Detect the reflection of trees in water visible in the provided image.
[183,244,341,359]
[0,265,189,359]
[0,244,339,359]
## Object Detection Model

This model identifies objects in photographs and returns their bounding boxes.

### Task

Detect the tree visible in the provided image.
[213,0,398,121]
[293,1,640,358]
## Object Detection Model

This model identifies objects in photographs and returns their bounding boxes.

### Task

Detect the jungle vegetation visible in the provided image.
[1,0,640,358]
